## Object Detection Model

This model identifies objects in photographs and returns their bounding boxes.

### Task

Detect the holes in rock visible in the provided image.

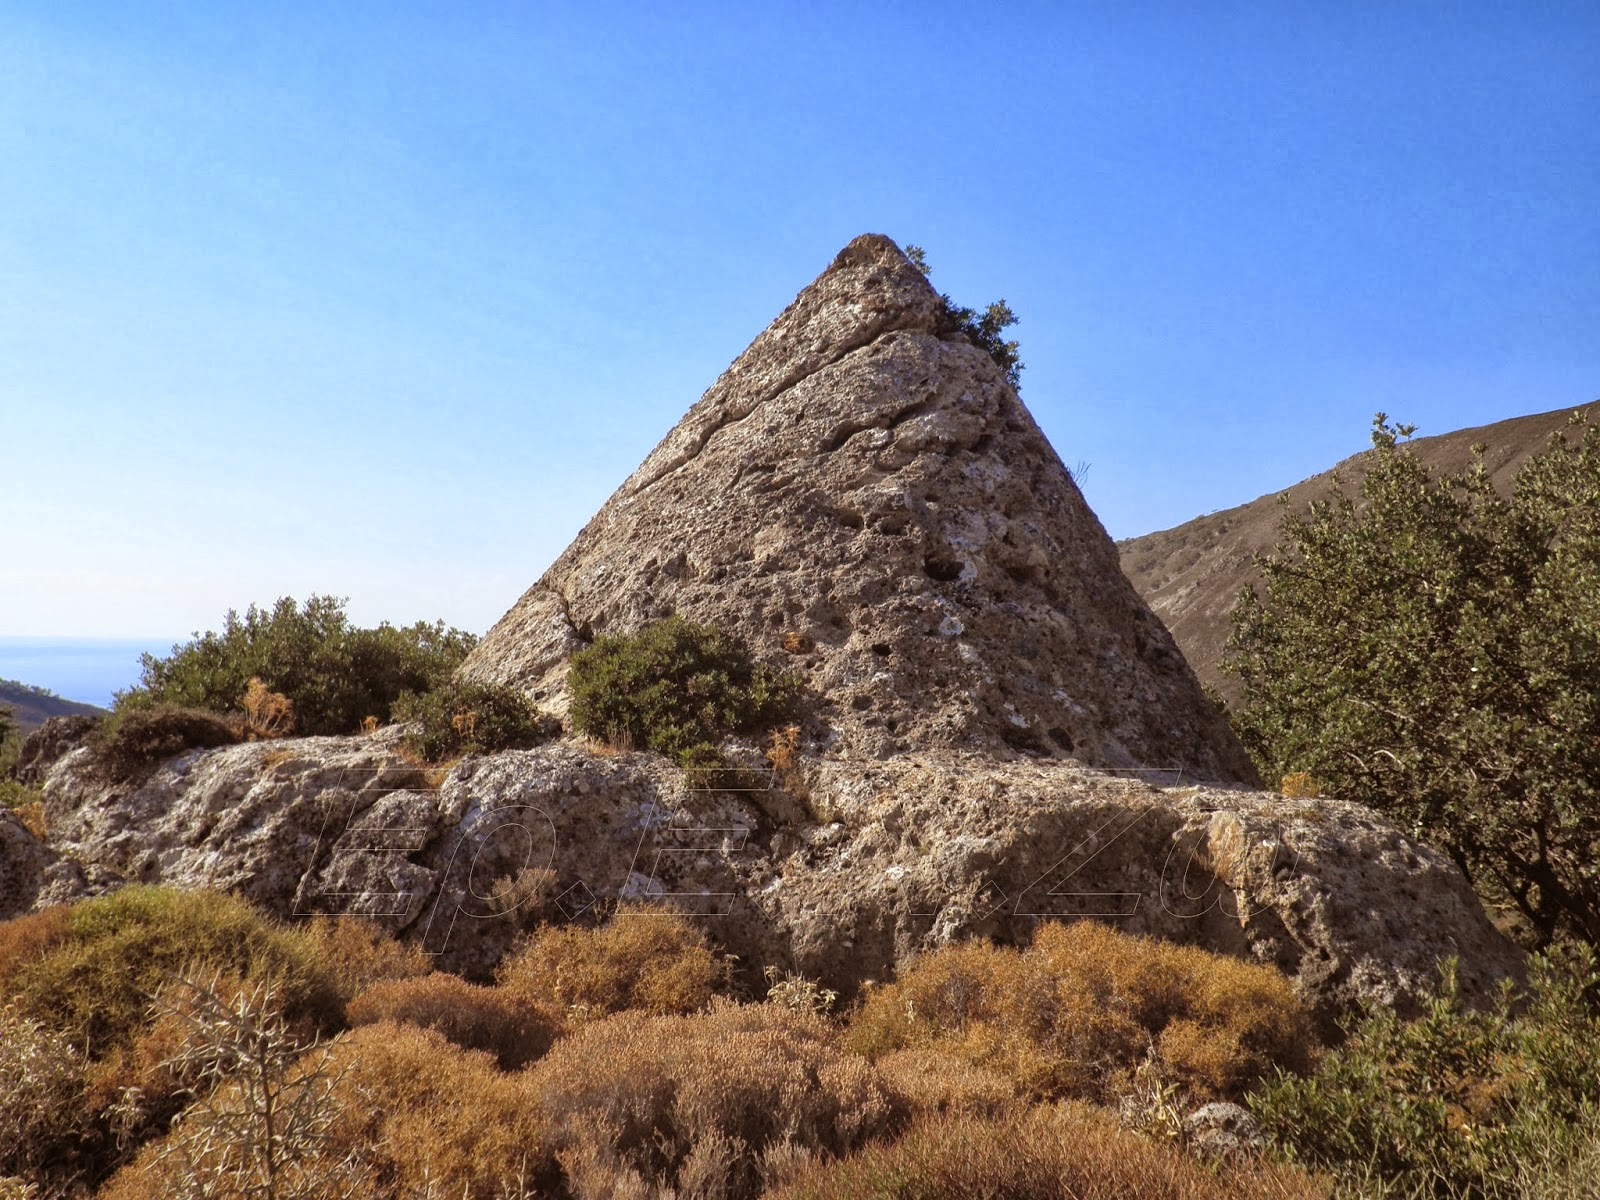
[1048,726,1074,752]
[924,555,964,583]
[1000,724,1050,755]
[835,509,865,530]
[870,642,891,657]
[850,694,872,711]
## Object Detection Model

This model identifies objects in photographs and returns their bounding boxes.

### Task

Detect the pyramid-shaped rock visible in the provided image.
[462,234,1256,782]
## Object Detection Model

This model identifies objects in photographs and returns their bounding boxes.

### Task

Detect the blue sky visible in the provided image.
[3,2,1597,661]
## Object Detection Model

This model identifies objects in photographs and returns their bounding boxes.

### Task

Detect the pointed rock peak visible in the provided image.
[463,236,1257,783]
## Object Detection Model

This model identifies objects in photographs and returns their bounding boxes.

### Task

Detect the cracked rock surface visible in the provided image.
[460,234,1255,782]
[36,736,1522,1020]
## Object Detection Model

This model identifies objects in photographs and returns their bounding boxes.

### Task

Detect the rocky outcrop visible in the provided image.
[0,808,88,920]
[15,715,99,787]
[461,234,1255,783]
[38,736,1522,1020]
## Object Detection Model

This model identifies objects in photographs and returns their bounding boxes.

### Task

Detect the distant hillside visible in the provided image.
[0,678,107,734]
[1118,401,1600,706]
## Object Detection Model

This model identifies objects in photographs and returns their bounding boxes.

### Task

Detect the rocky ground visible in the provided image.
[9,720,1521,1029]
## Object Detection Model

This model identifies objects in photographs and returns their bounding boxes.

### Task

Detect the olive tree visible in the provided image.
[1225,413,1600,946]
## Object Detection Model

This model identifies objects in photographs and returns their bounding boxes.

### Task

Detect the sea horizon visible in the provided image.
[0,636,182,708]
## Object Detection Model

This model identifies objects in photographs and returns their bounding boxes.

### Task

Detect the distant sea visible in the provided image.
[0,637,181,708]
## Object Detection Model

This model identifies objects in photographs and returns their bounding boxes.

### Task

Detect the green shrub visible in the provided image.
[1225,413,1600,947]
[85,705,240,782]
[906,243,1023,389]
[567,616,801,766]
[390,678,557,763]
[120,595,477,737]
[0,704,17,775]
[1250,945,1600,1198]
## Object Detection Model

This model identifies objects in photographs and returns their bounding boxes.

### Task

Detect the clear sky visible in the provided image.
[3,1,1597,648]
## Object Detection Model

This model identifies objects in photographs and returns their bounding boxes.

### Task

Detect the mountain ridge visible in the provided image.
[1118,400,1600,704]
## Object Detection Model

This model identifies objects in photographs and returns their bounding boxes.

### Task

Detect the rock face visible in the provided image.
[38,736,1523,1021]
[15,715,99,787]
[461,234,1255,783]
[0,808,88,921]
[14,234,1526,1031]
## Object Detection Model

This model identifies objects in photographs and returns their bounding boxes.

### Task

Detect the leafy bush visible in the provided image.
[567,616,802,766]
[1250,946,1600,1198]
[847,920,1315,1104]
[532,1000,898,1200]
[85,705,240,782]
[906,243,1023,390]
[766,1102,1329,1200]
[347,973,562,1069]
[1225,414,1600,947]
[497,904,729,1018]
[390,678,558,763]
[121,595,477,737]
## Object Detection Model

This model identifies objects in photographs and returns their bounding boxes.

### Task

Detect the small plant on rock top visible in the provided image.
[391,679,557,764]
[567,616,802,768]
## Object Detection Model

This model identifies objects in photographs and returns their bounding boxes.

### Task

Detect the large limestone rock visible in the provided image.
[461,234,1255,783]
[38,736,1522,1021]
[17,234,1524,1030]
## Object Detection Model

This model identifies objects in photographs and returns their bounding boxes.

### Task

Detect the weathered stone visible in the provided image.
[0,808,88,920]
[460,234,1255,783]
[39,737,1523,1018]
[1183,1102,1263,1157]
[14,715,98,787]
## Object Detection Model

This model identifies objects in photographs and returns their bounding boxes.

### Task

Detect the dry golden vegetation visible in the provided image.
[766,1103,1330,1200]
[845,919,1316,1103]
[497,902,731,1018]
[0,888,1361,1200]
[347,972,561,1069]
[535,1001,899,1199]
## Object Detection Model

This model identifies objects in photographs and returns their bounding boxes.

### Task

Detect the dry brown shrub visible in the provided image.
[846,920,1314,1104]
[875,1046,1017,1119]
[766,1102,1331,1200]
[0,1004,89,1181]
[108,1021,555,1200]
[241,677,295,740]
[11,802,46,840]
[347,972,563,1069]
[0,905,71,991]
[1279,771,1325,799]
[324,1022,553,1199]
[304,915,432,1000]
[532,1001,900,1200]
[498,905,727,1018]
